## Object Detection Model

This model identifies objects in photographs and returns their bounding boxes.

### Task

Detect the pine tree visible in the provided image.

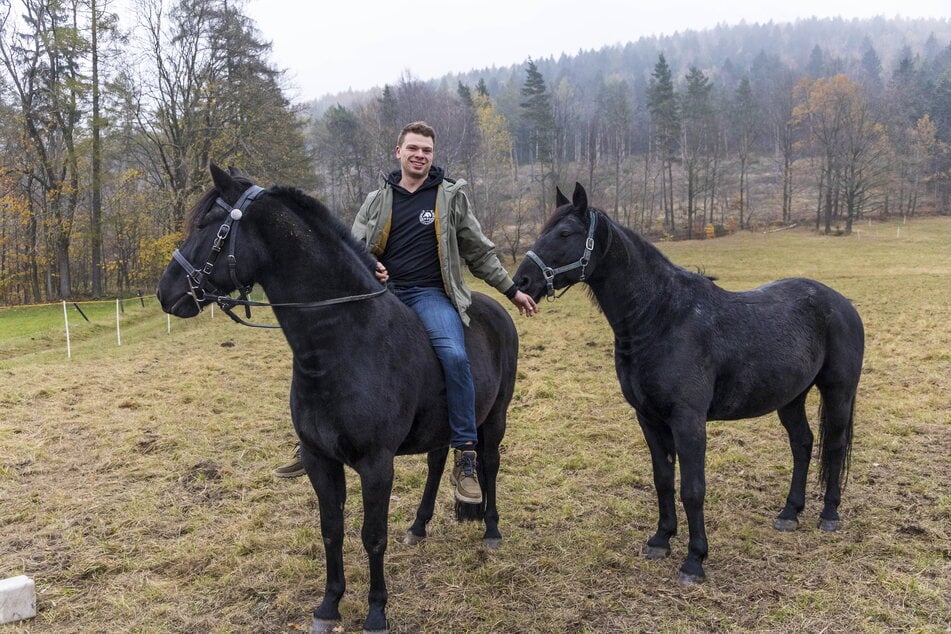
[647,53,679,232]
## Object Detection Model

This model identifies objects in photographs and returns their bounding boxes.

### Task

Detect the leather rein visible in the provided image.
[172,185,386,329]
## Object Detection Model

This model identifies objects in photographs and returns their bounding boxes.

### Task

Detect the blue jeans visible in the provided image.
[392,286,477,448]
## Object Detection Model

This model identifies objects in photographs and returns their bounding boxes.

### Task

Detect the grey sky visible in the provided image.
[243,0,946,103]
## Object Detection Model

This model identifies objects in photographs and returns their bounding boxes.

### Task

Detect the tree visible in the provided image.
[132,0,313,232]
[732,76,758,228]
[647,53,679,233]
[680,66,713,237]
[520,58,556,219]
[315,104,371,222]
[794,74,884,234]
[472,91,514,241]
[1,0,88,299]
[597,76,632,221]
[87,0,121,297]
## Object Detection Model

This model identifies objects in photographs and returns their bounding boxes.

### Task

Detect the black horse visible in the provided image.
[515,184,864,584]
[157,165,518,633]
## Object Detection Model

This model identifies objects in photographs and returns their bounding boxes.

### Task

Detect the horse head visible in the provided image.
[515,182,602,302]
[157,163,266,318]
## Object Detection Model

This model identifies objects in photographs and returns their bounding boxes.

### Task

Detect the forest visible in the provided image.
[1,0,949,305]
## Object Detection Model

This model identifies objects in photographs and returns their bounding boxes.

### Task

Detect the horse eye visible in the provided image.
[559,230,572,238]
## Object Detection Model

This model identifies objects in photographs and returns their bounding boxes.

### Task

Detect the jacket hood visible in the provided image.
[385,166,445,193]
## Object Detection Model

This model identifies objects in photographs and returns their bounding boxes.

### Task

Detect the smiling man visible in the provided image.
[360,121,537,503]
[276,121,536,504]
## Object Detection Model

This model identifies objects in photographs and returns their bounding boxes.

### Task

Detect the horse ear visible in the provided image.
[209,162,234,193]
[555,186,569,207]
[228,165,245,177]
[572,182,588,211]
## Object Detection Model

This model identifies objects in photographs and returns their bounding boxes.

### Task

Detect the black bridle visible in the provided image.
[525,209,598,300]
[172,185,386,328]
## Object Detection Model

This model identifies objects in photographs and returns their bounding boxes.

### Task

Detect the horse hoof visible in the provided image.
[311,617,343,633]
[819,518,840,532]
[641,544,671,560]
[363,627,389,634]
[483,537,502,550]
[773,518,800,532]
[677,571,705,585]
[403,530,426,546]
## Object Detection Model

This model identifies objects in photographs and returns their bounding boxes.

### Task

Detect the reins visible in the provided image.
[173,184,387,329]
[525,209,599,300]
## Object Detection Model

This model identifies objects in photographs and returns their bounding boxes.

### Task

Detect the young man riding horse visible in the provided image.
[276,121,537,503]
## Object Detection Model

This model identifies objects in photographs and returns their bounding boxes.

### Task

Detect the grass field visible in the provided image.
[1,217,949,633]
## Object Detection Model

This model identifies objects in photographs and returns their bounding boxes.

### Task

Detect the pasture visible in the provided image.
[1,217,949,633]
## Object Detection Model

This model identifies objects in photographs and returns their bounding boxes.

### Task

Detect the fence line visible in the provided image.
[1,292,276,362]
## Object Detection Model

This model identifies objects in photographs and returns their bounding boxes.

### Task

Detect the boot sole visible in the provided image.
[273,468,306,478]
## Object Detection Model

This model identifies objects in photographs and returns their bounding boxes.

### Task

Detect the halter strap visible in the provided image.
[526,209,598,300]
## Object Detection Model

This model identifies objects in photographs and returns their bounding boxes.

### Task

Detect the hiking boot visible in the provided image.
[450,449,482,504]
[273,444,305,478]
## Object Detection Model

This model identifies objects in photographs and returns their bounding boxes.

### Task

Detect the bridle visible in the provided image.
[525,209,598,300]
[171,184,386,329]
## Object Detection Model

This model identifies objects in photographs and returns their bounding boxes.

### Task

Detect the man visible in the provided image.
[275,121,537,504]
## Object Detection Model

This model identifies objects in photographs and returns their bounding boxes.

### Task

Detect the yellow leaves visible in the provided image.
[0,192,31,222]
[474,92,513,165]
[138,232,184,282]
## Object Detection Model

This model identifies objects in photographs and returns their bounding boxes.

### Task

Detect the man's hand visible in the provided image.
[510,290,538,317]
[375,261,389,283]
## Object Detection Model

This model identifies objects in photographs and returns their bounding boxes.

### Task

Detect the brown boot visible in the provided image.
[273,444,305,478]
[450,449,482,504]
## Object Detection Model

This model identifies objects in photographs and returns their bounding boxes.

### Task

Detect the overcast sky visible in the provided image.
[243,0,947,103]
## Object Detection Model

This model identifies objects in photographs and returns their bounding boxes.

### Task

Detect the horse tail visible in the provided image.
[816,393,855,490]
[454,500,485,522]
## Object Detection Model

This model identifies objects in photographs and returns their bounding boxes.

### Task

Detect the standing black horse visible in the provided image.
[515,184,864,584]
[157,165,518,632]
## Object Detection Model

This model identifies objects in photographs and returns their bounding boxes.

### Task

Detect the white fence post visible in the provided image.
[62,300,71,358]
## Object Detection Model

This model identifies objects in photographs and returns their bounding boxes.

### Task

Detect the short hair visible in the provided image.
[398,121,436,147]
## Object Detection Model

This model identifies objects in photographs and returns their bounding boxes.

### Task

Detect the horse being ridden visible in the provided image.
[515,184,864,584]
[157,165,518,632]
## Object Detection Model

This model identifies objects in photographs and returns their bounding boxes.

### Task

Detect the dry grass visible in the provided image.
[1,217,949,633]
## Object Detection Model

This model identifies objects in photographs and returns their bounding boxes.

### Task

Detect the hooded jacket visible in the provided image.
[352,169,515,325]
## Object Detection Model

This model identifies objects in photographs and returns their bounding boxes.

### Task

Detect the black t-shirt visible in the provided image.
[381,168,444,289]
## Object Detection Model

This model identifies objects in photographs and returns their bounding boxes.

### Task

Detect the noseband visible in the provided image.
[525,209,598,300]
[172,184,386,328]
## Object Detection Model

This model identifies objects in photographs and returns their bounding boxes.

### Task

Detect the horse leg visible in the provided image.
[356,457,396,633]
[774,392,814,531]
[300,450,347,631]
[672,417,709,584]
[815,387,856,532]
[636,414,678,560]
[477,417,505,549]
[405,448,449,545]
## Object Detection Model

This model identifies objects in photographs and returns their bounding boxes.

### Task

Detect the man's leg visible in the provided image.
[395,288,481,503]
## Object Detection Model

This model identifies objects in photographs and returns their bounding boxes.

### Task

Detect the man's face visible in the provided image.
[396,132,434,179]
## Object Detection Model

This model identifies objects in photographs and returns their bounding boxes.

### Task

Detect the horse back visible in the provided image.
[616,276,863,421]
[706,277,863,418]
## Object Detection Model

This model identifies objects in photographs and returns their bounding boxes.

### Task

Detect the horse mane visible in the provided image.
[600,211,718,283]
[268,185,379,274]
[582,208,717,313]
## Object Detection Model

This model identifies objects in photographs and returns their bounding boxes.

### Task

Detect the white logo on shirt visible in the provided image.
[418,209,435,225]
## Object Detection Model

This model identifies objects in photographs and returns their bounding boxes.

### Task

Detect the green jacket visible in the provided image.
[352,175,514,325]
